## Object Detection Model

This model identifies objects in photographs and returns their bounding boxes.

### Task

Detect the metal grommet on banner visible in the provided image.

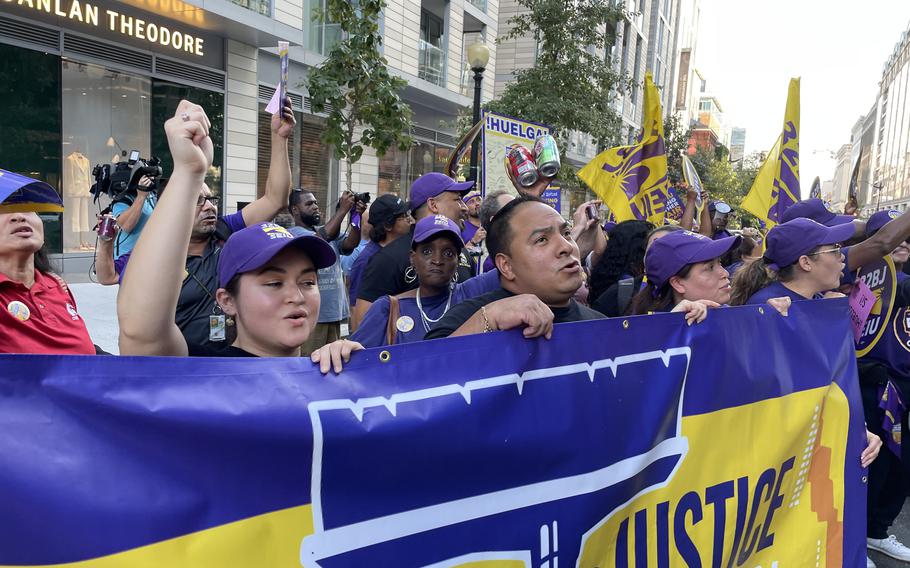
[379,350,391,363]
[862,475,868,484]
[622,320,630,329]
[758,307,765,315]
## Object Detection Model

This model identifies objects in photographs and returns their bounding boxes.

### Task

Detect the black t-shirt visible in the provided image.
[424,288,605,340]
[357,227,474,303]
[186,343,257,357]
[176,240,223,347]
[591,276,644,317]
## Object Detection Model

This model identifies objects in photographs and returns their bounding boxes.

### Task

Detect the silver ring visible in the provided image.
[180,112,190,122]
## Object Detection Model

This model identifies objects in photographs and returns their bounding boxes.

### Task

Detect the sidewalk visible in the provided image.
[70,280,120,355]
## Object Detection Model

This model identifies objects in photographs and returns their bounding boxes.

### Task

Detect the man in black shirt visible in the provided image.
[426,196,603,339]
[356,173,473,314]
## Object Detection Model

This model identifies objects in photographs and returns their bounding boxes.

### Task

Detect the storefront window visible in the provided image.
[61,61,151,253]
[258,107,336,211]
[0,44,62,253]
[151,80,224,204]
[378,139,453,200]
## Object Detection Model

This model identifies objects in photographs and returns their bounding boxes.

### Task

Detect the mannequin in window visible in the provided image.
[64,149,92,250]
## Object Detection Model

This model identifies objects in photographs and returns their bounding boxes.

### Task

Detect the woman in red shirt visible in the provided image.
[0,211,95,354]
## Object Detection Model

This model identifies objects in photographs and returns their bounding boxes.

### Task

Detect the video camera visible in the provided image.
[90,150,163,204]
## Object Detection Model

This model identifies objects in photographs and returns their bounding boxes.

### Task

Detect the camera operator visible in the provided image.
[111,174,157,259]
[288,188,365,354]
[117,97,297,348]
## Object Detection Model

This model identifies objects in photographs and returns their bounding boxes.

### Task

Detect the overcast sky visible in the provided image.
[696,0,910,197]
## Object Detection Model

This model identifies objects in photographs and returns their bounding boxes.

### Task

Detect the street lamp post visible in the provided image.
[467,41,490,185]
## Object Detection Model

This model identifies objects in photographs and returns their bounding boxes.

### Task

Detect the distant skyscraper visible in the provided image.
[729,127,746,164]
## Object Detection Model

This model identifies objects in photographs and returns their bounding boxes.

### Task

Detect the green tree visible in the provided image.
[481,0,629,184]
[664,113,690,182]
[307,0,414,194]
[689,145,764,229]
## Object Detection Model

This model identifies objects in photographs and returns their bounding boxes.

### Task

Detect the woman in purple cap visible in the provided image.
[119,101,357,366]
[730,218,855,306]
[350,214,497,347]
[629,229,741,321]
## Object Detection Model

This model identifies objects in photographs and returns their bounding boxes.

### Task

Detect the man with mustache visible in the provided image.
[425,195,604,340]
[288,188,364,354]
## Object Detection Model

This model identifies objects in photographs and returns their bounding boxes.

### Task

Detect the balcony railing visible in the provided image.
[228,0,271,16]
[418,39,446,87]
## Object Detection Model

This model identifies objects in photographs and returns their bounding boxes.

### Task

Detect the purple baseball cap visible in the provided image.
[865,209,902,237]
[780,198,854,227]
[217,222,336,287]
[409,172,475,212]
[412,214,464,249]
[645,230,741,289]
[603,221,617,233]
[764,218,854,271]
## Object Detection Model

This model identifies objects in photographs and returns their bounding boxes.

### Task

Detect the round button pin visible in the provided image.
[396,315,415,333]
[7,301,30,322]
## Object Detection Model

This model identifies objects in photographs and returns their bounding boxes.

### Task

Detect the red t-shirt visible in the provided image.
[0,271,95,354]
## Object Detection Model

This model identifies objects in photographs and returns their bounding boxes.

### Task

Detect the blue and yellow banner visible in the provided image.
[0,301,866,567]
[742,78,801,227]
[578,73,669,225]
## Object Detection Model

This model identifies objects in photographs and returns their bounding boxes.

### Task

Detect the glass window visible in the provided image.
[258,106,336,212]
[151,80,224,205]
[0,44,62,253]
[306,0,342,55]
[61,61,150,253]
[378,139,452,200]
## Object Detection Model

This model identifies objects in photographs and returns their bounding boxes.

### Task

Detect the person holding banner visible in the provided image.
[730,218,854,306]
[118,101,348,360]
[351,215,499,347]
[424,196,607,339]
[627,230,736,320]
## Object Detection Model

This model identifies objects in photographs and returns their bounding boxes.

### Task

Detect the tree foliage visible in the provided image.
[482,0,629,173]
[307,0,414,192]
[663,113,690,182]
[689,146,763,229]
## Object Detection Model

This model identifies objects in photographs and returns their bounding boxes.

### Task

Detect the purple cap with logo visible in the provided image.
[865,209,902,237]
[764,218,854,271]
[412,214,464,249]
[645,230,741,289]
[780,198,854,227]
[409,172,475,212]
[217,222,337,287]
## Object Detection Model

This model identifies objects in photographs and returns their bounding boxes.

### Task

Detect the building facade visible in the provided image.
[829,142,852,211]
[670,0,700,128]
[728,126,746,165]
[868,26,910,213]
[1,0,496,273]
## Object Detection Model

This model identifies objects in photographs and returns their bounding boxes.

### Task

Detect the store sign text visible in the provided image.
[3,0,204,56]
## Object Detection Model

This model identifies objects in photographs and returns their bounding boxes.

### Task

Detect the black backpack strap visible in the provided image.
[213,218,234,245]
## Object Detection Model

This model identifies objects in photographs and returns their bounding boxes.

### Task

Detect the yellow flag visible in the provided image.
[741,78,800,227]
[578,73,669,224]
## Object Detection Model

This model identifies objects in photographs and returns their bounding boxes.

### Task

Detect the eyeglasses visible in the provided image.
[196,195,220,207]
[808,244,842,257]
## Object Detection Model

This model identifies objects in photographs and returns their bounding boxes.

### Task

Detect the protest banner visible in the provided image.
[482,111,550,196]
[0,300,865,567]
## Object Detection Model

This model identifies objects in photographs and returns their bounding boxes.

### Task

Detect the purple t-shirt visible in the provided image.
[348,241,381,306]
[461,221,480,245]
[744,281,821,305]
[351,269,500,347]
[116,211,246,281]
[865,272,910,379]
